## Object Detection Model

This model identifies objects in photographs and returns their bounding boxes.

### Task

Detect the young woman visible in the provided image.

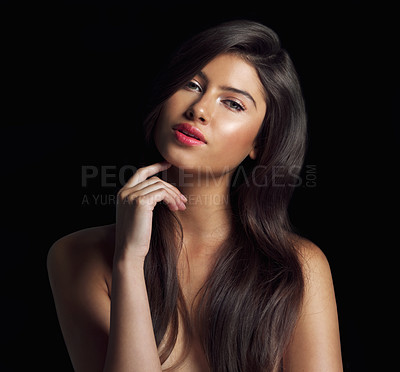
[48,20,343,372]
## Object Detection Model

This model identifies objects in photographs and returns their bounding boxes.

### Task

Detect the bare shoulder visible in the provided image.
[48,223,116,258]
[292,236,332,285]
[47,223,116,295]
[284,236,343,371]
[291,235,338,317]
[47,224,116,371]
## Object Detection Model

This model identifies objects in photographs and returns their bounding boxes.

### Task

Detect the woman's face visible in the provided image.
[154,53,267,176]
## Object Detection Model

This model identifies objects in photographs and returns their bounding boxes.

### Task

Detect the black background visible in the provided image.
[2,0,398,371]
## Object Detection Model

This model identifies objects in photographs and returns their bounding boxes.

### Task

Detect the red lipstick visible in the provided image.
[173,123,207,146]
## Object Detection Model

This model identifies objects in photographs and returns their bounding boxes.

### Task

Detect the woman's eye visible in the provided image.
[186,81,202,92]
[224,100,245,112]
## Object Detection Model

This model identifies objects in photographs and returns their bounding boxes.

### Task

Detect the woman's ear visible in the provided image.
[249,146,257,160]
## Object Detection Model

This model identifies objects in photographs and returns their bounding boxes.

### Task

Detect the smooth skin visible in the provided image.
[47,54,343,372]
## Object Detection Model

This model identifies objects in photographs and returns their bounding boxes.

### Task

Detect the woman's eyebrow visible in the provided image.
[219,86,257,108]
[197,70,257,109]
[197,70,209,84]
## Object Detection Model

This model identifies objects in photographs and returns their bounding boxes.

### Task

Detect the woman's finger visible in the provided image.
[126,185,186,211]
[125,176,186,201]
[123,162,171,189]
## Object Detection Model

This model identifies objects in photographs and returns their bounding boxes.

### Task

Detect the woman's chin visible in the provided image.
[157,150,237,178]
[158,152,199,171]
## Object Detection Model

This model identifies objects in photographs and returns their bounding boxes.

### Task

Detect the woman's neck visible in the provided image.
[162,165,234,249]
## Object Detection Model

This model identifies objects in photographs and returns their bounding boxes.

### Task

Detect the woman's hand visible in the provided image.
[114,161,187,263]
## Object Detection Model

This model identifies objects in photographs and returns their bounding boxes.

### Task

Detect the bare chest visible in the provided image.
[162,256,213,371]
[161,333,210,372]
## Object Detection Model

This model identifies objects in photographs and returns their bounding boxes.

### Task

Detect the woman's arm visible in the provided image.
[48,162,187,372]
[283,240,343,372]
[104,161,186,371]
[103,258,160,371]
[104,256,161,372]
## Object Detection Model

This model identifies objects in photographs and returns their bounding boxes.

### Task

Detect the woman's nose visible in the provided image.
[185,96,210,124]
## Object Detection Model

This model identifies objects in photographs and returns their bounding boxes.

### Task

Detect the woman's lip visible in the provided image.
[173,129,206,146]
[172,123,207,143]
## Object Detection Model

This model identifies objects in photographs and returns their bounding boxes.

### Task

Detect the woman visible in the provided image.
[48,20,343,372]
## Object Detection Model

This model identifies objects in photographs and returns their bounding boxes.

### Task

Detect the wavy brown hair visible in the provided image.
[141,20,307,372]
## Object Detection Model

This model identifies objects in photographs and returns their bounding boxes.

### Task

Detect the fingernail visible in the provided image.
[180,194,187,202]
[168,202,178,211]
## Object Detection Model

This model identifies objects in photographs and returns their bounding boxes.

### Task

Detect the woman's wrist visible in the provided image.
[113,249,147,275]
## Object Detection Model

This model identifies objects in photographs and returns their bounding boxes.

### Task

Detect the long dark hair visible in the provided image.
[142,20,307,372]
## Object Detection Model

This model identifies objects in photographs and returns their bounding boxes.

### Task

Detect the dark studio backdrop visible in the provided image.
[2,0,398,371]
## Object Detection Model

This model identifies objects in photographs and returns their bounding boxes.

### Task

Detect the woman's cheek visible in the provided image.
[217,119,258,151]
[211,123,258,166]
